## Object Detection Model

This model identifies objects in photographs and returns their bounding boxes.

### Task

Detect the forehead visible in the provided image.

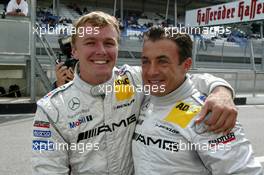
[143,39,178,57]
[77,23,118,40]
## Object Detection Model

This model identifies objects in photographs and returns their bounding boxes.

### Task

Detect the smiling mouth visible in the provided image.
[148,80,164,84]
[92,60,109,65]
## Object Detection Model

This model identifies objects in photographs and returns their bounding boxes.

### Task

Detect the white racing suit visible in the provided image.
[32,65,235,175]
[132,75,263,175]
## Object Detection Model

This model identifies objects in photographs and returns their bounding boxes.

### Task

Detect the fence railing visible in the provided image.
[190,68,264,97]
[192,37,264,71]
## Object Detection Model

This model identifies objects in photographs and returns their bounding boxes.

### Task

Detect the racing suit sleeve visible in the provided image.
[191,120,263,174]
[32,106,70,175]
[190,73,235,98]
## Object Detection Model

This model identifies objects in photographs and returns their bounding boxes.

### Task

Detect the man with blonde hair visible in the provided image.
[32,11,237,174]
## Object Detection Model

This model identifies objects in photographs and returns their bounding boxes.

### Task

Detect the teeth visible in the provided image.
[93,60,107,64]
[149,81,160,83]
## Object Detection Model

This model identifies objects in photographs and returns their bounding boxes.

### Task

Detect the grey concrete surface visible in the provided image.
[0,105,263,174]
[0,118,32,175]
[236,105,264,158]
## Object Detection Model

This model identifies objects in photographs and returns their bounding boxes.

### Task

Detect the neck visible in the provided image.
[76,62,112,85]
[80,73,111,85]
[151,75,195,106]
[163,76,186,97]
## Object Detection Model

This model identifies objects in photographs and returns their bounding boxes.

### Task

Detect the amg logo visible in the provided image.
[69,115,93,129]
[133,132,179,152]
[77,114,136,143]
[208,132,236,146]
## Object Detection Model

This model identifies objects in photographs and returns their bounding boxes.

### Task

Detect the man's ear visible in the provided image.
[183,58,192,71]
[71,46,79,60]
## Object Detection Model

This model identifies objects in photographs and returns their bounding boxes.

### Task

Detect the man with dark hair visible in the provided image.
[132,26,263,175]
[143,27,193,64]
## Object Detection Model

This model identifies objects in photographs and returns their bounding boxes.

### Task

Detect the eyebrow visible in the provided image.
[141,56,148,60]
[82,37,117,43]
[83,37,116,40]
[141,55,169,60]
[156,55,169,60]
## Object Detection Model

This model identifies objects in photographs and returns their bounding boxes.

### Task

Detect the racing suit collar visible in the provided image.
[73,63,116,96]
[151,74,196,106]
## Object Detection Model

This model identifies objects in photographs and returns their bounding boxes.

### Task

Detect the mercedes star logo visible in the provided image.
[68,97,80,111]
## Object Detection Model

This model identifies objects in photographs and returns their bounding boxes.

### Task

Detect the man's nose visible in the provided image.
[147,63,159,77]
[95,42,106,55]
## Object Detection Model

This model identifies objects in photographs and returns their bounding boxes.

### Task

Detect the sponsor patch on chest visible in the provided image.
[163,101,201,128]
[114,75,134,101]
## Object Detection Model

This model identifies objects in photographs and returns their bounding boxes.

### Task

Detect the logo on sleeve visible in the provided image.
[33,130,51,138]
[163,101,201,128]
[208,132,236,147]
[34,121,50,128]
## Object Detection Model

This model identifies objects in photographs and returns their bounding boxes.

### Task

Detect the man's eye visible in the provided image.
[142,60,149,64]
[158,59,168,64]
[84,42,94,45]
[105,42,115,46]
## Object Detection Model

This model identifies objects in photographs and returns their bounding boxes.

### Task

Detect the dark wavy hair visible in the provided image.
[143,26,193,64]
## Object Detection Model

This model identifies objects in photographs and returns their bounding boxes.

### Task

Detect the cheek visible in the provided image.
[162,69,176,85]
[108,48,118,60]
[159,68,170,78]
[79,47,95,59]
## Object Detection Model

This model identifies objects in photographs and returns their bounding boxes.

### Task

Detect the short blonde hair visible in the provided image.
[71,11,120,47]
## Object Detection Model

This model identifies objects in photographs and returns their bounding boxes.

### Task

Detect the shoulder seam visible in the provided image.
[44,81,74,100]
